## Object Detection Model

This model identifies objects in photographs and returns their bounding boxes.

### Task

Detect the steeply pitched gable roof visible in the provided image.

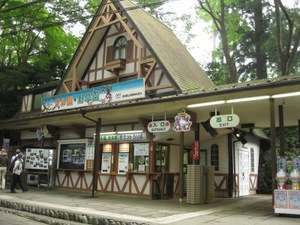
[57,0,214,94]
[119,0,215,91]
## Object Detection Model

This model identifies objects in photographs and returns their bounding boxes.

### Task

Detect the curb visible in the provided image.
[0,197,147,225]
[0,207,84,225]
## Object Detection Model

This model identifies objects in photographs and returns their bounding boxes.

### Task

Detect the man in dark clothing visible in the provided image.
[10,153,26,193]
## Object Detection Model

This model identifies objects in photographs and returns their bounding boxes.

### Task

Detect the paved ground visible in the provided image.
[0,189,299,225]
[0,211,46,225]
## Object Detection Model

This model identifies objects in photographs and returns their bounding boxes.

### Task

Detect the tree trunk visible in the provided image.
[220,0,238,83]
[254,0,267,79]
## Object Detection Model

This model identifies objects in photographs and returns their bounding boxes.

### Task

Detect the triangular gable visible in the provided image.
[57,0,214,96]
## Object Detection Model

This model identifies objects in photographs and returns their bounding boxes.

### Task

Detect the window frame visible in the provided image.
[113,36,127,60]
[210,144,219,171]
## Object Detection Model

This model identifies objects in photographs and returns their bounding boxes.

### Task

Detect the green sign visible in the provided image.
[100,132,147,142]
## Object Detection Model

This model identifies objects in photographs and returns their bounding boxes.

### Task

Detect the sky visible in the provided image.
[70,0,300,67]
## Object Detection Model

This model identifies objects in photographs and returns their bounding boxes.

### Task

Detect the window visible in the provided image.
[113,36,127,59]
[118,143,130,174]
[250,148,255,172]
[133,143,149,173]
[211,144,219,171]
[155,144,169,172]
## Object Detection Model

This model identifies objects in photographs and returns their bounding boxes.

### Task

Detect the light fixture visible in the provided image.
[100,131,117,135]
[117,130,143,134]
[226,95,270,103]
[272,91,300,99]
[187,100,226,108]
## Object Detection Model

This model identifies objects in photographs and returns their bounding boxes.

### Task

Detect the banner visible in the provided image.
[42,79,145,112]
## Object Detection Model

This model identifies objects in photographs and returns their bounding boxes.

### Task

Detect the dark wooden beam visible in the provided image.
[227,134,233,198]
[270,99,277,204]
[278,105,285,156]
[179,132,184,202]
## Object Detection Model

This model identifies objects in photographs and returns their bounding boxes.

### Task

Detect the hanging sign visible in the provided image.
[173,111,192,132]
[42,78,145,113]
[210,114,240,129]
[192,140,200,161]
[147,120,171,133]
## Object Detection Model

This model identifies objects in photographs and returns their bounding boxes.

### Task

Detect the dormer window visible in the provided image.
[113,36,127,60]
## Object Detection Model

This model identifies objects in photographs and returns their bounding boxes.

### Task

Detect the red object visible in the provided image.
[192,140,200,161]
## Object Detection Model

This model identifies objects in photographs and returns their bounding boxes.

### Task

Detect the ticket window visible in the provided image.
[101,144,112,173]
[118,143,130,175]
[155,144,169,172]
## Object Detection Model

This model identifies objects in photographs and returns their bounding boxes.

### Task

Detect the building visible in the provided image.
[1,0,300,200]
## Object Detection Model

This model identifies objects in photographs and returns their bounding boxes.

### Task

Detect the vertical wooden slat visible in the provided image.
[278,105,285,156]
[270,98,277,205]
[179,132,184,201]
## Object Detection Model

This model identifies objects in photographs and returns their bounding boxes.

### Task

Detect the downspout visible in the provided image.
[81,111,102,198]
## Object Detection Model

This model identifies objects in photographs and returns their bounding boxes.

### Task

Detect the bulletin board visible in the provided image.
[25,148,53,170]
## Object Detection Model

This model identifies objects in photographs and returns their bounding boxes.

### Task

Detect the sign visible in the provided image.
[173,112,192,132]
[147,120,170,133]
[210,114,240,129]
[134,143,149,156]
[25,148,53,170]
[42,79,145,112]
[118,152,129,174]
[192,141,200,161]
[100,132,147,142]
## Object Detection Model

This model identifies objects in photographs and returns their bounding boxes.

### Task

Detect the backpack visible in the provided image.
[9,156,18,173]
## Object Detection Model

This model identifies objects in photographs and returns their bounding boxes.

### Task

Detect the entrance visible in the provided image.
[239,148,250,196]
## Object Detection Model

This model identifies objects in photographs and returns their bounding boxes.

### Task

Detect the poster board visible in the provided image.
[118,153,129,174]
[58,140,88,170]
[25,148,53,170]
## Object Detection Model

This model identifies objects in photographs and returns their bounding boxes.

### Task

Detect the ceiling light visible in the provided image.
[272,91,300,99]
[117,130,143,134]
[100,132,116,135]
[227,95,270,103]
[187,100,226,108]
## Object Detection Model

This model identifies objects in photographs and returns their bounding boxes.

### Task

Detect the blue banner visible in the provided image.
[42,79,145,112]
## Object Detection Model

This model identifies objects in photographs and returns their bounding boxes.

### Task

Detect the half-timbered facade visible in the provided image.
[3,0,293,200]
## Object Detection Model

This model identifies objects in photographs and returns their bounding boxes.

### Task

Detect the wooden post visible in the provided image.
[227,134,233,198]
[270,99,277,204]
[179,132,184,202]
[298,120,300,148]
[92,118,102,198]
[278,105,285,156]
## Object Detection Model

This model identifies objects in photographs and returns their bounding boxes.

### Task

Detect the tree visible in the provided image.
[274,0,300,76]
[0,0,84,118]
[198,0,239,83]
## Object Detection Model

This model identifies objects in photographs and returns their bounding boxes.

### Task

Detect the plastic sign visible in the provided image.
[210,114,240,129]
[173,112,192,132]
[192,140,200,161]
[147,120,171,133]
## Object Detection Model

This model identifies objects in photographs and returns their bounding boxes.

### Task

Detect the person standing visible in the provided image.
[11,149,21,163]
[10,153,26,193]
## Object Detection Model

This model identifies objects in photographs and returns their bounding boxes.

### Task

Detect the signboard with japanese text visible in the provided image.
[210,114,240,129]
[100,132,147,142]
[192,141,200,161]
[147,120,171,133]
[42,79,145,112]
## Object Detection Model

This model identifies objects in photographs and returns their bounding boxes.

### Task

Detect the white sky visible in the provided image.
[70,0,300,67]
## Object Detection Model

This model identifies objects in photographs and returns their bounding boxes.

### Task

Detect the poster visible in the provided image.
[288,191,300,209]
[274,190,288,208]
[42,79,145,112]
[59,143,85,169]
[118,153,129,174]
[134,143,149,156]
[25,148,53,170]
[101,153,111,173]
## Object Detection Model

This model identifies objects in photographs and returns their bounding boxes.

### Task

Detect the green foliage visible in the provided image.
[0,0,82,118]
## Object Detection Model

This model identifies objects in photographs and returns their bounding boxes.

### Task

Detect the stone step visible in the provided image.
[0,196,146,225]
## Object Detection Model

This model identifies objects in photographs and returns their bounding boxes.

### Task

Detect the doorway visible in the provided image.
[239,148,250,196]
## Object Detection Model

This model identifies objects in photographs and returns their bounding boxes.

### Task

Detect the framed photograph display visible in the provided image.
[58,139,92,170]
[25,148,53,170]
[133,143,149,173]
